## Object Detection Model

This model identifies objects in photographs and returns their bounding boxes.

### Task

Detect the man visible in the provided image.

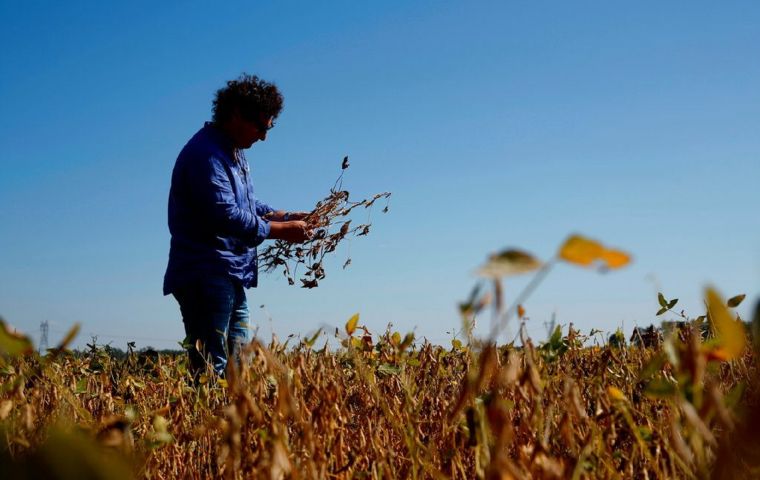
[163,74,310,376]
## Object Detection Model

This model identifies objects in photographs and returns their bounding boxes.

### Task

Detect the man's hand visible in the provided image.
[268,220,312,243]
[284,211,311,221]
[264,210,311,222]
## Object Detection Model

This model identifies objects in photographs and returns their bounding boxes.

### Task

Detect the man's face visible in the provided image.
[231,113,273,149]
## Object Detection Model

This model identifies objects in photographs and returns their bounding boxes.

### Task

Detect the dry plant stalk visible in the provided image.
[258,156,391,288]
[0,312,758,479]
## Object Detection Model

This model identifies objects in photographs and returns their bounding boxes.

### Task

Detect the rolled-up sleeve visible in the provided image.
[192,155,270,246]
[255,200,275,217]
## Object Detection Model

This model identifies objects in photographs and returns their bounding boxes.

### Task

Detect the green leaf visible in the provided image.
[304,328,323,347]
[399,332,415,351]
[724,382,746,409]
[658,292,667,308]
[376,363,401,376]
[56,324,81,351]
[37,429,134,479]
[451,339,463,350]
[727,294,746,308]
[75,378,88,394]
[639,353,666,380]
[638,426,653,442]
[0,319,34,357]
[549,325,563,346]
[667,298,678,309]
[645,378,677,399]
[656,306,668,316]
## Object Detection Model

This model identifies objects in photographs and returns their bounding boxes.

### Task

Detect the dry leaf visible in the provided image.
[477,249,542,278]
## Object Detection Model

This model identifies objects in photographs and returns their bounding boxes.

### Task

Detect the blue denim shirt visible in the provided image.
[163,123,274,295]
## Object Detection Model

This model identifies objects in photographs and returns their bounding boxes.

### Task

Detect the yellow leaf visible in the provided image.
[345,313,360,336]
[704,346,731,362]
[607,386,626,402]
[600,248,631,269]
[476,248,542,278]
[706,287,746,360]
[390,332,401,346]
[558,235,604,267]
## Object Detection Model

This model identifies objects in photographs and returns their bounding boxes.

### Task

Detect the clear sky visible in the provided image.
[1,1,759,350]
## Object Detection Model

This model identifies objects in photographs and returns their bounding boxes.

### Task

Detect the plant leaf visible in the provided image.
[645,378,677,399]
[56,323,80,351]
[345,313,360,336]
[727,294,746,308]
[558,235,604,267]
[476,248,542,278]
[0,320,34,357]
[658,293,667,308]
[706,287,746,360]
[607,386,626,402]
[399,332,415,351]
[304,328,322,347]
[376,363,401,376]
[600,248,631,269]
[550,325,563,346]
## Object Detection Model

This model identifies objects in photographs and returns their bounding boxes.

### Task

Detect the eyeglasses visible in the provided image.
[255,118,275,132]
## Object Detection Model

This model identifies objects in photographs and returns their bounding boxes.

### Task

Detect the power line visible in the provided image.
[47,328,178,344]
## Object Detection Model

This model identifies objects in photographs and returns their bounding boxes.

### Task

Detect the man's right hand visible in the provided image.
[267,220,312,243]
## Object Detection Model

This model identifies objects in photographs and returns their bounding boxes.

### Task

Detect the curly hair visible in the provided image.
[212,73,284,123]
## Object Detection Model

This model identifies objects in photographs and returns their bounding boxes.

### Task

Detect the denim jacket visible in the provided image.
[163,123,274,294]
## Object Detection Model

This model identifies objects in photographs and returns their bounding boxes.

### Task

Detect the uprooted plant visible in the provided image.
[258,156,391,288]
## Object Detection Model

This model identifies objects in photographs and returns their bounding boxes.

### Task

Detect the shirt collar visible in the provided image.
[204,122,244,166]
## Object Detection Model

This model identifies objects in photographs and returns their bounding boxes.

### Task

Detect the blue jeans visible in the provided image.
[173,274,249,376]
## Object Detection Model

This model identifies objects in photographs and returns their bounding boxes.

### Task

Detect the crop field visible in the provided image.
[1,237,758,479]
[1,311,758,479]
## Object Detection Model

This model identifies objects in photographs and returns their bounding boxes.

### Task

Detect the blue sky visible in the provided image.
[1,1,759,350]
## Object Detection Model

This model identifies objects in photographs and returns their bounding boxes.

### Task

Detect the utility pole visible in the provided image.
[39,320,49,353]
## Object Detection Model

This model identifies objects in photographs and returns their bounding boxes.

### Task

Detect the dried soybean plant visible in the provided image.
[258,156,391,288]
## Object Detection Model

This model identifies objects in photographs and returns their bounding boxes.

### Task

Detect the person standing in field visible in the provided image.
[163,74,311,376]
